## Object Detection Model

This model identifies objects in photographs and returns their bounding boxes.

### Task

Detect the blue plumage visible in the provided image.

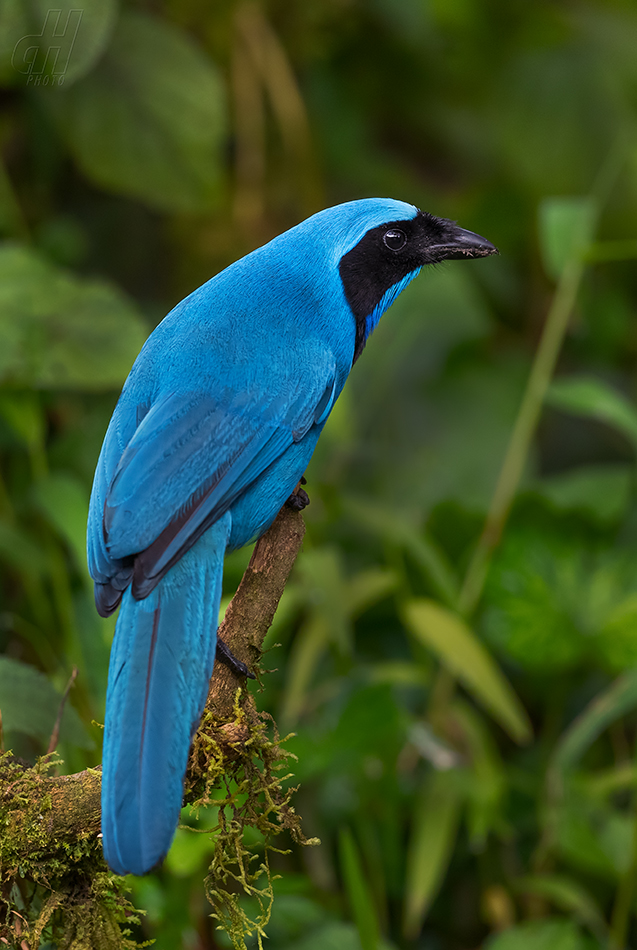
[88,198,496,875]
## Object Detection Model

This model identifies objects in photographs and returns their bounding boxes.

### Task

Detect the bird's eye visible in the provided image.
[383,228,407,250]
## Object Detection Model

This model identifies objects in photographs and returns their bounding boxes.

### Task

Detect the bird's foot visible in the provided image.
[286,476,310,511]
[216,637,256,679]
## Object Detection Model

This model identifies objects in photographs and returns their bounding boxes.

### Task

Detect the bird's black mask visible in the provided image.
[339,210,498,363]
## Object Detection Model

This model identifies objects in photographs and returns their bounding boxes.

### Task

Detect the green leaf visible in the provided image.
[0,391,45,451]
[44,12,226,212]
[514,875,607,941]
[285,922,371,950]
[0,656,92,748]
[345,569,397,617]
[404,599,532,743]
[483,527,589,673]
[403,770,463,938]
[555,795,630,879]
[485,918,587,950]
[281,615,331,727]
[586,239,637,263]
[547,376,637,449]
[551,668,637,777]
[33,472,90,576]
[7,0,118,88]
[0,0,31,85]
[339,827,381,950]
[534,464,632,524]
[346,498,459,608]
[538,196,598,280]
[0,519,48,576]
[0,242,147,388]
[450,700,507,847]
[498,45,618,197]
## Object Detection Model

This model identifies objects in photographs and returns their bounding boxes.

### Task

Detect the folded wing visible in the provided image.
[98,351,337,607]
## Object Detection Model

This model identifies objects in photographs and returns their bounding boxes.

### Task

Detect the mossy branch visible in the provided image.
[0,505,306,948]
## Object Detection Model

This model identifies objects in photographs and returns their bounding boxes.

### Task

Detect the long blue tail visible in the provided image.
[101,515,230,876]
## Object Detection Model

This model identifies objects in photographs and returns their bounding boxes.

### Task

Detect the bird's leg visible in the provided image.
[286,475,310,511]
[216,637,256,679]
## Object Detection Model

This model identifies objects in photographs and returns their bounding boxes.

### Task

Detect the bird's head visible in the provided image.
[327,198,498,361]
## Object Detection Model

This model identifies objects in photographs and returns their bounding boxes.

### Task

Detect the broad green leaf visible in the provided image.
[33,472,90,576]
[0,243,146,388]
[339,827,380,950]
[485,918,586,950]
[483,523,637,676]
[404,600,531,743]
[8,0,117,88]
[514,875,606,941]
[535,463,632,524]
[551,668,637,777]
[538,196,598,280]
[44,12,226,212]
[0,656,92,748]
[403,770,462,938]
[547,376,637,449]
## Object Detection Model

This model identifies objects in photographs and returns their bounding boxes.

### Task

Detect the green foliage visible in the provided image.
[0,244,146,388]
[0,656,91,748]
[404,599,531,742]
[185,697,318,950]
[3,0,637,947]
[43,12,227,212]
[403,769,463,939]
[339,827,380,950]
[538,197,598,280]
[485,918,588,950]
[0,753,148,949]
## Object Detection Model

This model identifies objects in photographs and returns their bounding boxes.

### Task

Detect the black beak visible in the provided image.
[429,226,498,262]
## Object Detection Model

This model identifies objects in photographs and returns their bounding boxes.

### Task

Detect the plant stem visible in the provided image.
[458,259,585,616]
[609,798,637,949]
[609,737,637,950]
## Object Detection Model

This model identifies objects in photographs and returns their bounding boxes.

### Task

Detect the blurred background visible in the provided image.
[2,0,637,947]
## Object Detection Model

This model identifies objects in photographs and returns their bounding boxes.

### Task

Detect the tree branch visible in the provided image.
[0,506,305,868]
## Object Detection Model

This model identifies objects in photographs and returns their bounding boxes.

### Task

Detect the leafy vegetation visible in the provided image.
[2,0,637,947]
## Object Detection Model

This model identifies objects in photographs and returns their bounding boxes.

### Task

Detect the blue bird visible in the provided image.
[87,198,497,875]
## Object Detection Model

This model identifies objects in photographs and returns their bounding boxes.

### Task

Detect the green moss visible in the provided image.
[0,753,149,949]
[186,692,318,950]
[0,696,315,949]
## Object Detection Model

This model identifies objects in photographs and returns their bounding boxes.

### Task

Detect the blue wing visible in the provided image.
[93,348,337,607]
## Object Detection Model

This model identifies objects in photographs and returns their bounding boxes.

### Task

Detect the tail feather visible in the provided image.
[101,515,230,876]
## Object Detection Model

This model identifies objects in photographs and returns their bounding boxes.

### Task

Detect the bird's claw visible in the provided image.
[286,487,310,511]
[216,636,256,679]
